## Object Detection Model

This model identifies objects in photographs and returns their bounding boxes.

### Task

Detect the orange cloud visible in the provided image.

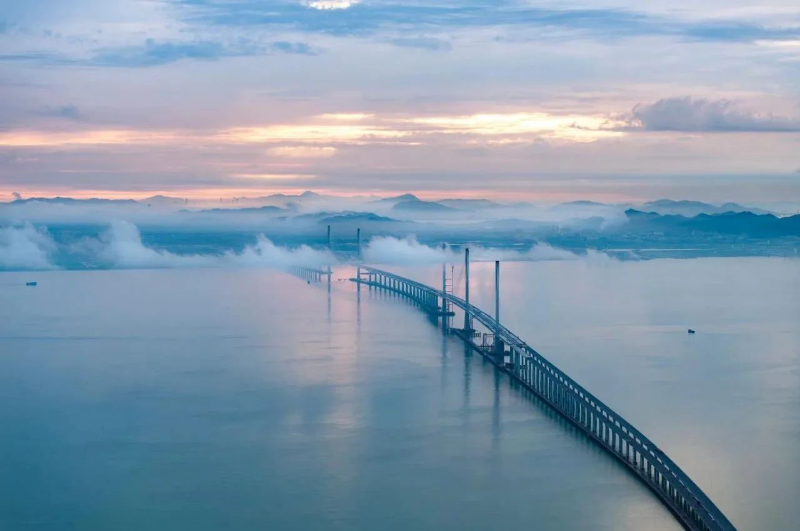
[0,111,626,149]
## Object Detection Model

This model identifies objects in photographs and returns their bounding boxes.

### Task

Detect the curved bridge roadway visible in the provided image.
[351,265,737,531]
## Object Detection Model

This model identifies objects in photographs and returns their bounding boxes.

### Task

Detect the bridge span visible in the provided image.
[351,264,736,531]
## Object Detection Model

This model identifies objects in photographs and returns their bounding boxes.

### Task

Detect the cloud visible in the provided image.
[306,0,360,10]
[0,218,340,271]
[0,110,623,149]
[72,221,336,270]
[37,104,81,120]
[363,236,457,264]
[387,37,452,52]
[268,146,337,158]
[90,39,245,67]
[0,38,319,68]
[0,222,58,270]
[171,1,800,44]
[362,236,611,265]
[686,22,800,43]
[628,97,800,132]
[269,41,318,55]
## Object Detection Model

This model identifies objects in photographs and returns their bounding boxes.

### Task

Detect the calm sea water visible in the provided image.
[1,257,798,531]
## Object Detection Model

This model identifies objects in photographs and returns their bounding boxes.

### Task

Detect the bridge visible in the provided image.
[350,263,737,531]
[289,265,331,282]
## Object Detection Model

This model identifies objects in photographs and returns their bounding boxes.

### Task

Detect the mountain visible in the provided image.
[10,197,137,205]
[193,205,286,215]
[139,195,187,206]
[372,193,420,204]
[622,209,800,237]
[264,190,320,200]
[391,200,456,213]
[559,200,608,207]
[641,199,771,216]
[438,198,500,209]
[230,191,324,204]
[319,212,397,224]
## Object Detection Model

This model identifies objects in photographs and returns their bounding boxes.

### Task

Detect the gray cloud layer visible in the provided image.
[629,97,800,132]
[0,38,319,68]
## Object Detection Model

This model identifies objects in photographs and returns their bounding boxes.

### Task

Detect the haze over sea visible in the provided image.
[2,257,797,531]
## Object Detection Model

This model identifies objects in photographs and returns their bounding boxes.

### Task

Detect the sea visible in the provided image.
[1,257,798,530]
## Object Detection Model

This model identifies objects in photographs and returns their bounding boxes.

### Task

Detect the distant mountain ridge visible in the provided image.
[372,193,420,205]
[391,200,457,215]
[641,199,771,216]
[438,199,500,209]
[11,197,138,205]
[319,212,397,224]
[623,209,799,237]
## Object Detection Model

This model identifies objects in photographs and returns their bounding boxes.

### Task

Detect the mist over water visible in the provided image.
[0,221,338,270]
[2,194,798,270]
[0,222,612,271]
[362,236,595,264]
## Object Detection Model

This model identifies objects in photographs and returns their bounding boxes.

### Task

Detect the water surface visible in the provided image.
[1,258,797,530]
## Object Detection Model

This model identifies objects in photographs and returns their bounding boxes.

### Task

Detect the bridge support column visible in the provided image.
[464,248,471,332]
[494,260,502,361]
[494,337,505,365]
[442,243,448,333]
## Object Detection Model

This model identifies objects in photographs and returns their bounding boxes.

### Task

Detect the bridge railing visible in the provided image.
[354,265,736,531]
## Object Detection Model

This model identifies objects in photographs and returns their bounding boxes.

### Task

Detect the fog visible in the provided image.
[362,236,613,265]
[0,223,58,270]
[0,194,631,229]
[0,221,337,271]
[2,193,793,270]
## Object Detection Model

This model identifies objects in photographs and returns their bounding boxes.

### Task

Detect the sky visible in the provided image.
[0,0,799,203]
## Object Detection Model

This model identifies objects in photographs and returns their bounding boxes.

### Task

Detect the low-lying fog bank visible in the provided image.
[1,193,798,270]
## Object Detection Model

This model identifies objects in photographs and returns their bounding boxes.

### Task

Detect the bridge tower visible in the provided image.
[464,248,472,332]
[442,243,451,332]
[494,260,505,364]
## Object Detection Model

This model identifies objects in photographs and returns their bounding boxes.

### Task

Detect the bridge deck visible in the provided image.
[351,265,736,531]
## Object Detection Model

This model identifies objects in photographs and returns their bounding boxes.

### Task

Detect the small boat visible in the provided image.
[687,329,695,334]
[26,281,37,287]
